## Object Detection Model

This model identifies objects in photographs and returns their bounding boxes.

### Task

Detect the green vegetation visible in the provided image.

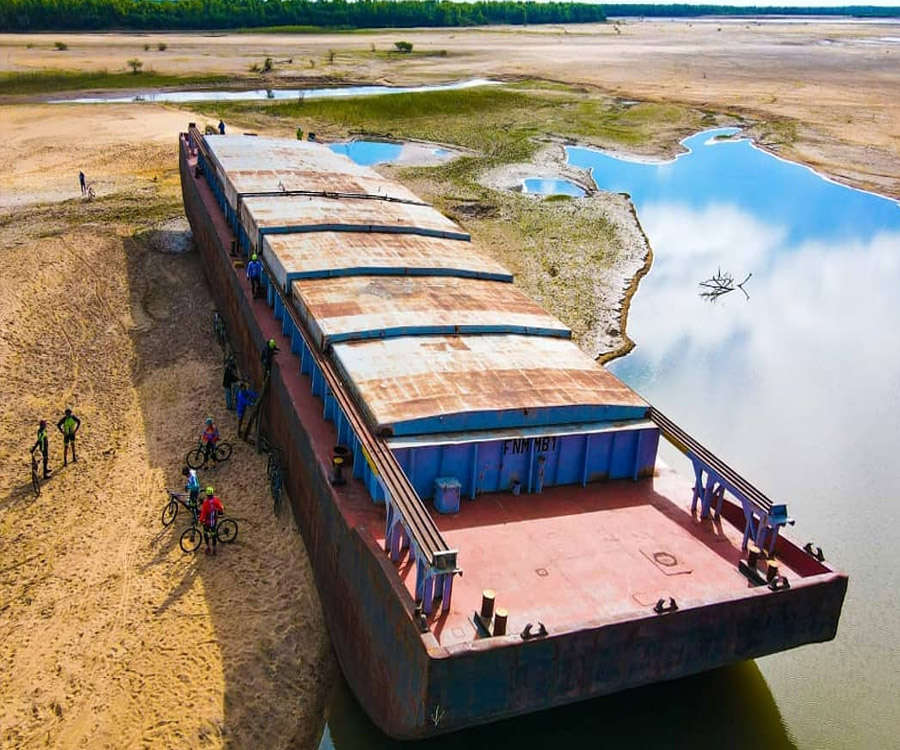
[0,69,232,95]
[53,41,67,50]
[127,58,143,74]
[394,41,414,54]
[0,0,605,32]
[157,42,167,52]
[193,82,706,350]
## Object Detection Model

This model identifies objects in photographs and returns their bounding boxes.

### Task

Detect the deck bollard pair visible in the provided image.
[478,589,508,637]
[739,542,786,587]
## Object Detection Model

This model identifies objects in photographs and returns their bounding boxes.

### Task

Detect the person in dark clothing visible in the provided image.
[218,120,226,135]
[32,420,51,479]
[223,358,239,411]
[246,253,263,299]
[56,408,81,466]
[79,171,86,195]
[261,339,279,377]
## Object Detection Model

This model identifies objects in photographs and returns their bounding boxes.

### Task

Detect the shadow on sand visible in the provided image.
[124,227,331,749]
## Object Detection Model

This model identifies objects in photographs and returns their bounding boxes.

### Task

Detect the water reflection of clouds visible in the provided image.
[617,198,900,512]
[576,130,900,747]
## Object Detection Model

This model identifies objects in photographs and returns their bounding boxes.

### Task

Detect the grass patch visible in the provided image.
[0,69,234,96]
[192,81,706,353]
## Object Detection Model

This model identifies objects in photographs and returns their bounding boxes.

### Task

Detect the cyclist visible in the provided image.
[261,339,279,377]
[246,253,263,299]
[198,486,225,555]
[31,420,51,479]
[182,466,201,511]
[56,408,81,466]
[201,417,220,464]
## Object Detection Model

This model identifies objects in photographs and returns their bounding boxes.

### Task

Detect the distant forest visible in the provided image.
[1,0,606,32]
[1,0,897,32]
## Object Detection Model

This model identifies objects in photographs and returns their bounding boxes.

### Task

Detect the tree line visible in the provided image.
[0,0,607,32]
[2,1,896,33]
[603,5,898,18]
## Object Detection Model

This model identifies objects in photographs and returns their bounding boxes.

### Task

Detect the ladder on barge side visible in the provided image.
[649,408,794,555]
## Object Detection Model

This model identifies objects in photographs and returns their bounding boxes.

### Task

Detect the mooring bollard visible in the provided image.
[494,608,508,636]
[331,455,346,486]
[747,543,761,570]
[480,589,496,622]
[766,560,780,582]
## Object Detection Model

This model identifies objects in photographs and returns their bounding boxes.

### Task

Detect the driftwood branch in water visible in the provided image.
[699,267,753,301]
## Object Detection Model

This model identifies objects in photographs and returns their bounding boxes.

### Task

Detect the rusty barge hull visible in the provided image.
[178,131,847,739]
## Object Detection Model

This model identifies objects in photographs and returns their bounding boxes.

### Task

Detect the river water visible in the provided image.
[48,78,496,104]
[567,130,900,749]
[317,130,900,748]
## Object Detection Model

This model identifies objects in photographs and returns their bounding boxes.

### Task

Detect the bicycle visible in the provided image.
[185,438,232,470]
[161,490,200,527]
[180,516,239,553]
[30,450,41,497]
[267,447,283,513]
[212,310,226,347]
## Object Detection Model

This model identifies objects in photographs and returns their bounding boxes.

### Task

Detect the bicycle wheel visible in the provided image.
[217,518,238,544]
[272,478,282,514]
[32,471,41,498]
[266,451,279,480]
[215,442,232,462]
[180,526,203,553]
[186,446,205,469]
[161,500,178,527]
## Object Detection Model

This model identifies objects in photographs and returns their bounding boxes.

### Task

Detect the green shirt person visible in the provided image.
[57,408,81,466]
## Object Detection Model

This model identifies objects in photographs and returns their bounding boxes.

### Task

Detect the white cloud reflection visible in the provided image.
[617,201,900,513]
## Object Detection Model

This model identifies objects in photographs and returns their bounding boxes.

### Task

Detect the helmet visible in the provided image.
[268,339,276,349]
[205,417,213,425]
[205,486,214,496]
[39,420,47,428]
[65,408,72,416]
[181,467,190,476]
[251,253,258,260]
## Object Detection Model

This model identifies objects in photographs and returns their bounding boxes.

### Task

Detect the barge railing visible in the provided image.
[649,407,793,554]
[187,126,460,615]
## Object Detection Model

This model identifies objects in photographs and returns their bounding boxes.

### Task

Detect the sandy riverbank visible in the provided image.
[0,106,333,749]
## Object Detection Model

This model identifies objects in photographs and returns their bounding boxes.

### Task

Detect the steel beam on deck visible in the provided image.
[649,408,793,553]
[259,240,458,578]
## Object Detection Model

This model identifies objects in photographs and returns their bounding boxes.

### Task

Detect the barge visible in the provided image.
[178,126,847,740]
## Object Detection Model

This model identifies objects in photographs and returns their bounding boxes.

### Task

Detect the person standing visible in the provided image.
[56,408,81,466]
[223,358,238,411]
[218,119,226,135]
[246,253,263,299]
[201,417,220,464]
[79,171,86,195]
[199,486,225,555]
[261,339,279,377]
[235,382,258,436]
[31,420,51,479]
[182,466,200,511]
